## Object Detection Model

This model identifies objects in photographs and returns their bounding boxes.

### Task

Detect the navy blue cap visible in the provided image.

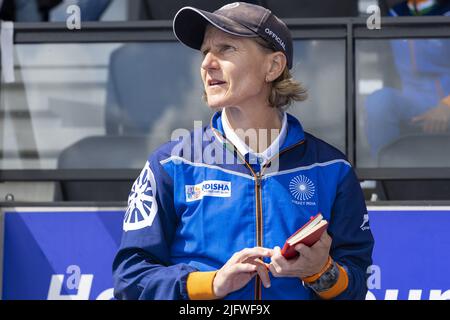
[173,2,293,69]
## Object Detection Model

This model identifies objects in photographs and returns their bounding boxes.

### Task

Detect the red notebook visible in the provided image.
[281,213,328,259]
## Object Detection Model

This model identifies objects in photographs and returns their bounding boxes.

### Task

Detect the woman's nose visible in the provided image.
[201,52,219,70]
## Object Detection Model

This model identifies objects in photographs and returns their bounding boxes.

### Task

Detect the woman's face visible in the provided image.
[200,26,271,109]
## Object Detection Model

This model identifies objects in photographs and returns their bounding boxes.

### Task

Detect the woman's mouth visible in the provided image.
[208,79,226,87]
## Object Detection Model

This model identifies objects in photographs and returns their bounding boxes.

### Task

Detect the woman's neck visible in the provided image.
[224,105,282,154]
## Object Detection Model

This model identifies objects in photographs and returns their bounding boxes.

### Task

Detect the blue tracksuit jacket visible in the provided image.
[112,111,374,300]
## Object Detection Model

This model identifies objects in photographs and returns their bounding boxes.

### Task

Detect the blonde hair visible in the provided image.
[201,36,308,109]
[268,67,307,110]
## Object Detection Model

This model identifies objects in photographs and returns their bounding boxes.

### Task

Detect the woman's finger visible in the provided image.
[319,231,332,247]
[270,246,288,264]
[231,263,257,274]
[268,263,282,277]
[255,263,271,288]
[269,247,288,276]
[294,243,312,260]
[237,247,272,263]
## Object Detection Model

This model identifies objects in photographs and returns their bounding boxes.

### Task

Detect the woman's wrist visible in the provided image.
[212,270,226,299]
[303,259,340,294]
[301,255,333,283]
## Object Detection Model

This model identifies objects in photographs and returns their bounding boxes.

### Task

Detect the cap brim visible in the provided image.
[173,7,258,51]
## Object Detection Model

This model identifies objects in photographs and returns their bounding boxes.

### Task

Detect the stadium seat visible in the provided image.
[104,43,193,135]
[378,133,450,167]
[55,135,157,201]
[377,134,450,200]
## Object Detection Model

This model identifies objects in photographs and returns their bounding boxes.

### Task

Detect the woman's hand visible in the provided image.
[268,231,332,279]
[411,102,450,134]
[213,247,272,298]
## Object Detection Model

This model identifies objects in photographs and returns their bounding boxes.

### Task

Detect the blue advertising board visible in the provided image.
[1,206,450,300]
[367,206,450,300]
[2,208,124,300]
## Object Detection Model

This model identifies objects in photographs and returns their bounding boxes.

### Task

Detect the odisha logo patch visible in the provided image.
[123,161,158,231]
[185,180,231,202]
[289,175,315,201]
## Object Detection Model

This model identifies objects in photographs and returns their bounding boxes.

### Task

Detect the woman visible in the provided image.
[113,2,374,300]
[365,0,450,158]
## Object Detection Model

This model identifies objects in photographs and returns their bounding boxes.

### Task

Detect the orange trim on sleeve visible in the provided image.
[316,263,349,300]
[186,271,218,300]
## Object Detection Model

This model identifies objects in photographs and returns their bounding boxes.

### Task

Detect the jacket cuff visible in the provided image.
[316,263,349,300]
[186,271,218,300]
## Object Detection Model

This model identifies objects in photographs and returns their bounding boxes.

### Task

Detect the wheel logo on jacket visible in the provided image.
[123,161,159,231]
[289,175,315,201]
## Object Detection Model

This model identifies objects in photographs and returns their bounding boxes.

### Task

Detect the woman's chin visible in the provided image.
[207,105,223,112]
[206,98,228,109]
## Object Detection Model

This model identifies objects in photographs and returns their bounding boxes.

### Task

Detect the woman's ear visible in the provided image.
[265,52,286,82]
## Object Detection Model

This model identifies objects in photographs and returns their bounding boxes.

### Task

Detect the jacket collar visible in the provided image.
[221,109,287,163]
[210,110,305,155]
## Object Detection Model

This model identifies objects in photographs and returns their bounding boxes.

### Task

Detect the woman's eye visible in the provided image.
[222,45,235,52]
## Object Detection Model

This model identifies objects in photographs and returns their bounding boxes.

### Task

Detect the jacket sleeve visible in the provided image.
[326,167,374,300]
[112,154,197,300]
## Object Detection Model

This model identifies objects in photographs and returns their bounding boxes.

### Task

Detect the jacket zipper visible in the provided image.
[254,140,306,300]
[211,125,305,300]
[255,172,262,300]
[211,126,264,300]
